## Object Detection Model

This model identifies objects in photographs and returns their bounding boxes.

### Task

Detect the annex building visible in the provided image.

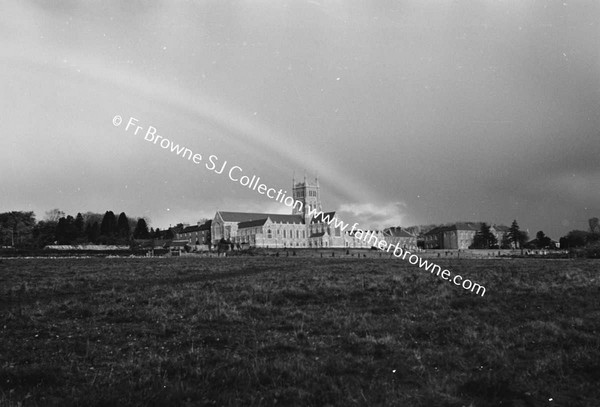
[423,222,509,250]
[210,177,417,250]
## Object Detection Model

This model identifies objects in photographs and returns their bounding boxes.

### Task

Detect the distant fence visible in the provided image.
[0,248,167,258]
[44,244,131,251]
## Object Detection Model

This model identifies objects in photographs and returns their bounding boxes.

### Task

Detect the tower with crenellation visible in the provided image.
[292,174,322,223]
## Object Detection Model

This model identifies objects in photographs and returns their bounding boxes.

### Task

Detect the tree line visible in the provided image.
[2,209,599,251]
[0,209,173,249]
[470,219,600,251]
[470,220,530,250]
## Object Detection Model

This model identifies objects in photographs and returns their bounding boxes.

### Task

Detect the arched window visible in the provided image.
[267,229,272,238]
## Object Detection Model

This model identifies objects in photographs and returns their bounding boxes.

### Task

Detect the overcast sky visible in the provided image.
[1,0,599,238]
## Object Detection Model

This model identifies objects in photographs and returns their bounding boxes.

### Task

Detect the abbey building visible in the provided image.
[209,177,417,250]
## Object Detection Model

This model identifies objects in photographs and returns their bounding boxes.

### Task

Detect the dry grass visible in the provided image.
[0,257,599,406]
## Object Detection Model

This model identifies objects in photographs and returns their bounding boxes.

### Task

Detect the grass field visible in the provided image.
[1,257,599,406]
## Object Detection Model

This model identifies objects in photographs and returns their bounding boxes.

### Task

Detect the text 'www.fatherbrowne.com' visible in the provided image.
[112,115,487,296]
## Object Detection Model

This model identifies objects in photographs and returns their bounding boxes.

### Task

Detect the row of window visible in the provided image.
[181,232,206,238]
[293,189,318,198]
[267,229,307,239]
[310,224,343,237]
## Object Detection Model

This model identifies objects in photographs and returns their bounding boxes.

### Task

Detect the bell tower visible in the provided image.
[292,173,322,221]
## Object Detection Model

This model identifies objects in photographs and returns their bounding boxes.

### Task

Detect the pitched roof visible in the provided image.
[217,211,271,222]
[198,220,212,230]
[237,214,304,229]
[423,224,477,235]
[425,222,509,235]
[424,226,449,235]
[310,211,336,224]
[217,211,304,225]
[181,225,201,233]
[493,225,510,232]
[426,222,482,232]
[268,214,304,224]
[383,227,414,238]
[448,222,482,231]
[238,218,268,228]
[170,226,185,234]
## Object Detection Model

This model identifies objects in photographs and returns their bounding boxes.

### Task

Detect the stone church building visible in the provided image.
[210,177,416,250]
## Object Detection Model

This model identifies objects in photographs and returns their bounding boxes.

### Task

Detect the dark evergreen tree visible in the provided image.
[500,233,512,249]
[55,217,67,244]
[133,218,150,239]
[100,211,117,237]
[507,220,527,249]
[84,222,91,241]
[85,221,101,243]
[471,223,498,249]
[66,215,78,243]
[89,221,100,243]
[535,231,552,249]
[117,212,130,239]
[74,213,85,239]
[55,216,78,244]
[518,230,529,249]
